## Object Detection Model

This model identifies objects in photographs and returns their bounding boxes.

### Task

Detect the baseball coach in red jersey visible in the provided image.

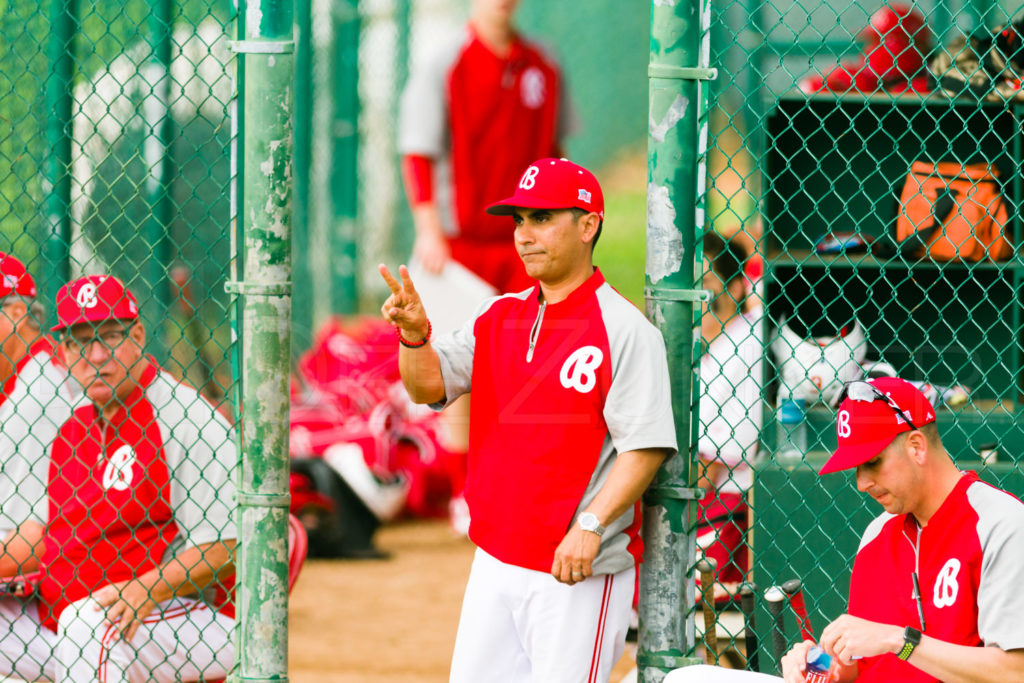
[0,275,237,683]
[666,377,1024,683]
[381,158,677,683]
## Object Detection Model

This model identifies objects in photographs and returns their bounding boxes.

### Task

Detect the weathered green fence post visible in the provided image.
[143,0,175,360]
[293,0,314,355]
[639,0,714,680]
[331,0,360,313]
[42,0,79,321]
[232,0,295,678]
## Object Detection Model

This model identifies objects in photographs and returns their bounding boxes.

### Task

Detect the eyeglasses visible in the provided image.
[63,325,133,358]
[840,380,918,430]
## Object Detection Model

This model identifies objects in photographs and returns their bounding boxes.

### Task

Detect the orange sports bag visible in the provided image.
[895,160,1012,262]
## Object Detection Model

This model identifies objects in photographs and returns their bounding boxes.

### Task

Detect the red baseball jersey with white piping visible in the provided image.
[431,269,677,574]
[848,471,1024,681]
[0,338,81,533]
[398,25,572,242]
[38,361,237,632]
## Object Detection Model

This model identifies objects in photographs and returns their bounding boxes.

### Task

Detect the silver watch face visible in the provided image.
[579,512,604,534]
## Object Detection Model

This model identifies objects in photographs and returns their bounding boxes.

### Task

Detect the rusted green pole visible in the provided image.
[232,0,294,678]
[639,0,714,679]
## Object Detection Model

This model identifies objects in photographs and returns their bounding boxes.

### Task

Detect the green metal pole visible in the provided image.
[143,0,175,361]
[292,0,313,355]
[332,0,360,313]
[233,0,294,678]
[392,0,413,262]
[638,0,713,680]
[42,0,78,323]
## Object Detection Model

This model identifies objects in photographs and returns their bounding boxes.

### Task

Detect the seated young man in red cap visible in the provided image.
[0,253,81,543]
[666,377,1024,682]
[0,275,238,683]
[379,158,677,683]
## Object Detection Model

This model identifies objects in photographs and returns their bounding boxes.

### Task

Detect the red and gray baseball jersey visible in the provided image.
[38,360,237,632]
[398,25,572,243]
[431,269,677,575]
[848,471,1024,681]
[0,338,80,533]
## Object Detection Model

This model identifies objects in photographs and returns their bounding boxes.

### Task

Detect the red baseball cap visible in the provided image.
[0,253,37,298]
[52,275,140,332]
[486,158,605,219]
[819,377,937,475]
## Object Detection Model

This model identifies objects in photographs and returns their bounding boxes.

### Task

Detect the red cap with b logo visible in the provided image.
[485,157,605,219]
[0,253,37,298]
[52,275,140,332]
[819,377,937,474]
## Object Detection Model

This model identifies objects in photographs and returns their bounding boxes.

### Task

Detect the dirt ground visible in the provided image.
[288,519,637,682]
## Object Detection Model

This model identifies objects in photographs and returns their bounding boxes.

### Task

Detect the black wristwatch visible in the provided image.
[896,626,922,661]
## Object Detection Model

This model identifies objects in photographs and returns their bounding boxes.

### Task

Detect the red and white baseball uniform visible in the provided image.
[848,470,1024,681]
[697,310,763,584]
[398,24,573,294]
[0,337,81,536]
[0,360,237,683]
[432,268,677,682]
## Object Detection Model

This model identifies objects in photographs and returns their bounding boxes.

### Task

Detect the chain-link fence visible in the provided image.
[696,0,1024,673]
[0,0,241,680]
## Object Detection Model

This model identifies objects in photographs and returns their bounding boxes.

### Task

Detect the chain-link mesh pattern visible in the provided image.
[0,1,240,680]
[696,0,1024,672]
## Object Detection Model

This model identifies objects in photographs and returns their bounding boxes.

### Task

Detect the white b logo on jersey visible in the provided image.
[102,445,136,492]
[933,558,961,608]
[518,165,540,190]
[76,283,99,309]
[837,410,852,439]
[520,67,546,109]
[560,346,604,394]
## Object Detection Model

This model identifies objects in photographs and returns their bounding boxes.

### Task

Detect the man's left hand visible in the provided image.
[551,526,601,586]
[820,613,903,666]
[93,578,158,643]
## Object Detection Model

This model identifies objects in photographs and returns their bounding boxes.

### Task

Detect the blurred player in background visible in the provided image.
[0,253,80,542]
[397,0,573,532]
[380,158,676,682]
[667,377,1024,682]
[696,233,762,597]
[0,275,237,683]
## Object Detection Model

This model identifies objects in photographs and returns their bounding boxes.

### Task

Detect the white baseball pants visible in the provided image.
[0,595,234,682]
[664,665,782,682]
[450,547,634,683]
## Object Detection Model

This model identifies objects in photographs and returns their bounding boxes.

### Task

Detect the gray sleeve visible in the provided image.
[398,43,458,157]
[603,317,678,455]
[428,314,477,410]
[557,72,578,141]
[164,397,238,548]
[971,485,1024,650]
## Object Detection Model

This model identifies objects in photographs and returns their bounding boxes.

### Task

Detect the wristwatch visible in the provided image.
[896,626,922,661]
[577,512,606,537]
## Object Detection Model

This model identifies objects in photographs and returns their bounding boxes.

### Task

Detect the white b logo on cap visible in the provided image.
[76,283,99,309]
[560,346,603,394]
[837,409,852,439]
[518,166,540,190]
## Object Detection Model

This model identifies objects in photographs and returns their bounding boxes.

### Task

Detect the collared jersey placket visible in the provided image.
[903,521,927,631]
[526,302,546,363]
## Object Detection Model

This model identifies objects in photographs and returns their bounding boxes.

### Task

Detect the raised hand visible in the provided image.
[379,264,430,343]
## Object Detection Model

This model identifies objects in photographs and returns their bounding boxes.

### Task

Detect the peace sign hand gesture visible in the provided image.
[379,264,430,343]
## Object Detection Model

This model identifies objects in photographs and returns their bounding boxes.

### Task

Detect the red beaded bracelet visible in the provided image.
[398,319,432,348]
